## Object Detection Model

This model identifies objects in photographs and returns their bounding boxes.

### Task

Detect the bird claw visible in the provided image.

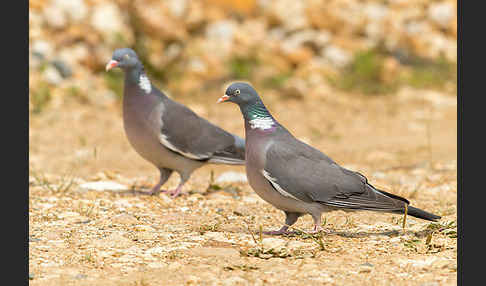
[300,225,325,234]
[168,186,183,198]
[145,188,168,196]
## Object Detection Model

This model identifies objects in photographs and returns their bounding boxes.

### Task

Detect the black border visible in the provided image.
[457,0,462,284]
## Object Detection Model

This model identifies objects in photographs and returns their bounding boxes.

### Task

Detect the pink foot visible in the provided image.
[168,186,183,198]
[146,185,168,196]
[308,225,324,234]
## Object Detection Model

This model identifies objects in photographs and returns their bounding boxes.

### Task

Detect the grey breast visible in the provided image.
[244,129,310,213]
[122,86,170,167]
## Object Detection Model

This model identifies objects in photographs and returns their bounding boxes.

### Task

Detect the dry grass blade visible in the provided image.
[30,168,77,194]
[290,227,326,251]
[402,204,408,230]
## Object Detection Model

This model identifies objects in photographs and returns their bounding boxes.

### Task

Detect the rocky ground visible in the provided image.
[29,85,457,285]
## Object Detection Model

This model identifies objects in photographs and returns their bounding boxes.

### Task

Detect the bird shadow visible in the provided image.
[117,188,154,196]
[227,227,431,239]
[116,188,195,198]
[322,229,430,239]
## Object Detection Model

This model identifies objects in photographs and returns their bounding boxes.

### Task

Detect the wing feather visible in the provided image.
[159,98,245,163]
[264,132,405,211]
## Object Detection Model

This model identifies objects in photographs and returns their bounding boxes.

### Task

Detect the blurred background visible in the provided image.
[29,0,457,179]
[29,0,456,108]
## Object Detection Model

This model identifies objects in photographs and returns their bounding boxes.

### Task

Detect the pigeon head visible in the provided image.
[218,82,260,106]
[106,48,141,71]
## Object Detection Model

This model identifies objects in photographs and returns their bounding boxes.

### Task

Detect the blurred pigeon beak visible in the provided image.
[105,60,118,71]
[217,94,230,103]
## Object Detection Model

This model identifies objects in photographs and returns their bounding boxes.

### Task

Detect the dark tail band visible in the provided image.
[395,205,441,221]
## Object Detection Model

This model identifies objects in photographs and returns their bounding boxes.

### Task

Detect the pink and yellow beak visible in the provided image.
[217,94,230,103]
[105,60,119,71]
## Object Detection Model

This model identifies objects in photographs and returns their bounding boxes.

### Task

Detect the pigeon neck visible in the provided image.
[240,101,277,131]
[125,64,152,94]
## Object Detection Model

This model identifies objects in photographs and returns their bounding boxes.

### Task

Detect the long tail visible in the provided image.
[393,205,441,221]
[208,135,245,165]
[373,186,441,221]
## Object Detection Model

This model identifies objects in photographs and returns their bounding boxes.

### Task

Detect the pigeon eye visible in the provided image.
[124,54,130,60]
[235,89,240,95]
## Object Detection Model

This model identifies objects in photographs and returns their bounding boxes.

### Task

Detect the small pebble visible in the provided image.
[74,274,88,280]
[51,60,72,78]
[360,262,374,267]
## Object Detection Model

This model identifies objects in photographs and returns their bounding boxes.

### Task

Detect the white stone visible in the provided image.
[146,246,166,256]
[78,181,129,192]
[188,58,207,73]
[242,195,266,204]
[206,20,237,41]
[427,184,453,194]
[365,22,385,40]
[261,237,287,251]
[43,66,63,85]
[58,44,90,68]
[31,41,53,58]
[43,0,88,27]
[364,3,388,20]
[166,0,187,18]
[398,257,437,268]
[428,2,454,28]
[426,34,456,60]
[260,0,309,31]
[147,262,167,268]
[405,21,432,36]
[90,3,125,35]
[203,232,235,243]
[287,241,312,249]
[281,30,331,53]
[58,211,81,219]
[215,172,248,184]
[60,0,88,22]
[223,276,248,286]
[43,6,67,28]
[322,46,352,68]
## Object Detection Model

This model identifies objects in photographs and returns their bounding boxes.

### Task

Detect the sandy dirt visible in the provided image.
[29,87,457,285]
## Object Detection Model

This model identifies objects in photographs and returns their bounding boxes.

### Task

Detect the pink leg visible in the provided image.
[308,224,324,234]
[167,173,190,198]
[146,168,172,196]
[168,184,184,198]
[263,212,301,235]
[146,182,168,195]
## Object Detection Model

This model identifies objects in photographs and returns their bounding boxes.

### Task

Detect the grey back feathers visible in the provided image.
[159,97,245,164]
[263,131,407,212]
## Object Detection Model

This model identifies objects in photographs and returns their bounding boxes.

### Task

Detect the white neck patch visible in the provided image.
[249,117,274,130]
[139,74,152,94]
